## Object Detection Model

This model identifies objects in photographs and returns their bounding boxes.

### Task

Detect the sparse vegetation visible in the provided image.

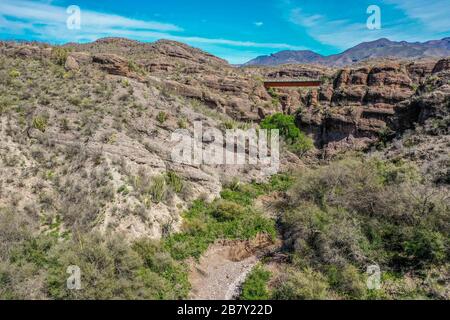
[156,111,168,124]
[149,175,167,203]
[51,47,70,66]
[165,171,184,194]
[163,198,276,260]
[271,156,449,300]
[32,116,48,132]
[0,38,448,301]
[267,87,280,106]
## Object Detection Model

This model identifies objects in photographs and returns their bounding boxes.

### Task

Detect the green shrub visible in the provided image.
[117,185,130,195]
[240,265,271,300]
[127,60,143,74]
[221,120,235,130]
[10,235,56,268]
[132,239,190,298]
[0,96,17,114]
[261,113,300,143]
[68,95,82,106]
[149,175,167,203]
[51,47,70,66]
[272,267,330,300]
[9,69,21,78]
[282,204,367,267]
[165,171,183,194]
[281,155,449,299]
[156,111,168,124]
[220,184,263,206]
[326,265,367,299]
[211,200,245,222]
[267,88,280,106]
[403,229,447,265]
[177,117,188,129]
[288,134,314,156]
[261,113,313,155]
[46,233,189,299]
[32,116,48,132]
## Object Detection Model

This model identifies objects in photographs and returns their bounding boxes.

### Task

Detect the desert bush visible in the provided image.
[211,200,245,222]
[266,87,280,106]
[156,111,168,124]
[32,116,48,132]
[326,265,367,299]
[0,260,47,299]
[403,229,447,266]
[282,204,367,267]
[0,208,33,260]
[0,95,17,114]
[51,47,70,66]
[149,175,167,203]
[280,155,449,299]
[240,265,271,300]
[272,267,330,300]
[288,157,427,221]
[46,232,188,299]
[127,60,143,74]
[177,117,188,129]
[165,171,183,194]
[288,134,314,156]
[9,69,21,78]
[131,239,190,298]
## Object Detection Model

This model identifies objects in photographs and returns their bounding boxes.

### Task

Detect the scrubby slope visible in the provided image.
[0,38,448,300]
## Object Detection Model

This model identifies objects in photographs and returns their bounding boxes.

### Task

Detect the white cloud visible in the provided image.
[288,6,448,51]
[0,0,182,32]
[254,22,264,27]
[383,0,450,31]
[0,0,304,52]
[289,8,380,49]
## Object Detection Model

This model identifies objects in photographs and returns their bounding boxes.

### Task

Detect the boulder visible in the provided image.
[64,55,79,71]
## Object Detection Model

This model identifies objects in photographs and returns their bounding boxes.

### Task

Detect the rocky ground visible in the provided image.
[188,243,259,300]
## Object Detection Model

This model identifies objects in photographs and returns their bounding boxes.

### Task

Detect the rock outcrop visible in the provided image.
[259,59,449,156]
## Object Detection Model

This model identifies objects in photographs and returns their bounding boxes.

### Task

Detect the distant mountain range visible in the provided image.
[244,37,450,67]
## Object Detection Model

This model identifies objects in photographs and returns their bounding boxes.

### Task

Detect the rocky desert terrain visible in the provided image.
[0,38,448,300]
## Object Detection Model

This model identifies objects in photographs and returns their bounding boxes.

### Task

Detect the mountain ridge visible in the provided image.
[244,37,450,67]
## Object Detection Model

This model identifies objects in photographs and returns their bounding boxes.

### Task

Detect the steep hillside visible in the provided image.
[0,39,293,242]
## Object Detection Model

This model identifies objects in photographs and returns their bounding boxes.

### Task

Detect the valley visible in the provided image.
[0,38,448,300]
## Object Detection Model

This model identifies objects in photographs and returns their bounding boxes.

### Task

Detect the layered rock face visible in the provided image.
[65,38,276,122]
[259,59,449,156]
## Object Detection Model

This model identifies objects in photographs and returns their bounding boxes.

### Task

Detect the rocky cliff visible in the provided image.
[0,38,448,242]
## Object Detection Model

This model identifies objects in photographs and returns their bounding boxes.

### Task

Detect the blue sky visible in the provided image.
[0,0,449,64]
